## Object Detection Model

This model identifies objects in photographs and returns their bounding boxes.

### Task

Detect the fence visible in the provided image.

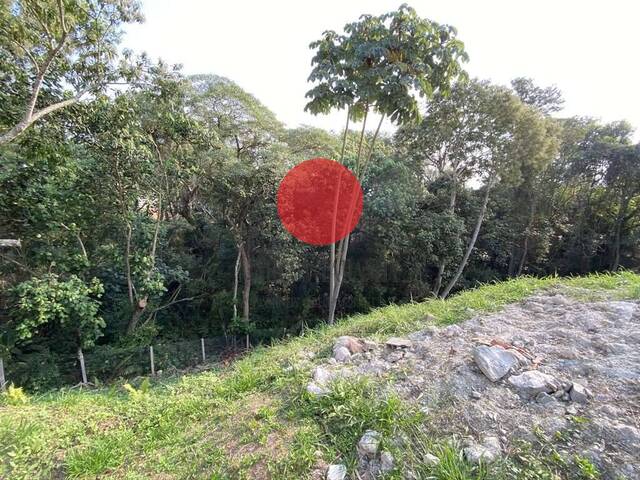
[0,335,247,393]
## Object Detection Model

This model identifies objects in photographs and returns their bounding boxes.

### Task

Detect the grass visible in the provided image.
[1,271,639,479]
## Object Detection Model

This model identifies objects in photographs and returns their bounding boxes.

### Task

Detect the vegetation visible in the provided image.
[1,2,639,396]
[1,272,638,479]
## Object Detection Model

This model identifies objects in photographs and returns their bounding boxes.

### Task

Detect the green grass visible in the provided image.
[1,271,638,479]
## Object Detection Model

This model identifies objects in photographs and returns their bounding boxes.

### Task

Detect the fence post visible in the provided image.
[149,346,155,376]
[78,347,88,384]
[0,357,6,392]
[200,338,206,362]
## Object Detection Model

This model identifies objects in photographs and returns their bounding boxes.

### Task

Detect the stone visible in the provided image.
[362,339,378,351]
[470,390,482,400]
[313,366,334,386]
[473,345,519,382]
[508,370,559,397]
[357,430,381,459]
[464,436,501,464]
[307,382,329,397]
[424,453,440,466]
[535,392,555,406]
[442,325,463,337]
[385,337,413,349]
[335,336,364,353]
[380,451,394,472]
[326,464,347,480]
[333,346,352,363]
[569,382,592,403]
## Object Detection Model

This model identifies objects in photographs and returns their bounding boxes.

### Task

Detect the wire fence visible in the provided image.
[0,335,252,393]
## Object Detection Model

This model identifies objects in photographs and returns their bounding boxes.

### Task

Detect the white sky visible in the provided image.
[123,0,640,140]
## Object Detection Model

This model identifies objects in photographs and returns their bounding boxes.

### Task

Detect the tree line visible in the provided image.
[1,1,638,390]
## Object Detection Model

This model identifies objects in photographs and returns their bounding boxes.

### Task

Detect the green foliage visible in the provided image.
[123,377,151,401]
[305,4,468,124]
[10,274,105,348]
[1,383,30,406]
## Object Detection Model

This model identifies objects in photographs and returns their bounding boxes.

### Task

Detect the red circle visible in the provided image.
[277,158,364,246]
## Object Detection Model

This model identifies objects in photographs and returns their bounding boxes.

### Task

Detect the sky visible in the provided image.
[123,0,640,139]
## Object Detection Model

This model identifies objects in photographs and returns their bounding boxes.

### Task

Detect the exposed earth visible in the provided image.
[306,289,640,480]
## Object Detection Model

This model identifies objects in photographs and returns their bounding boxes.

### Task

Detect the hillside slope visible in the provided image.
[1,273,639,480]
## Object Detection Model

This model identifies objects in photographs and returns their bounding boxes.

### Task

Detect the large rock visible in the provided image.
[357,430,381,459]
[508,370,559,397]
[335,336,365,353]
[473,345,519,382]
[326,464,347,480]
[333,346,352,363]
[569,382,592,403]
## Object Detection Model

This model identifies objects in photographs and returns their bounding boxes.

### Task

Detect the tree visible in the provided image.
[188,75,286,339]
[76,65,210,335]
[305,3,468,323]
[396,80,488,295]
[401,80,558,299]
[0,0,143,145]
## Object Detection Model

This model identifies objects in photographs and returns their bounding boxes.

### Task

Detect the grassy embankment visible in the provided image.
[2,272,639,479]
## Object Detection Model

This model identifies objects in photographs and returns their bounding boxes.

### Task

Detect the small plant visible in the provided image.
[575,455,601,480]
[123,378,151,400]
[2,383,30,405]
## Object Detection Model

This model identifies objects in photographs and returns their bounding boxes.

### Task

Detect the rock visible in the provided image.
[535,392,555,406]
[470,390,482,400]
[610,423,640,454]
[565,405,578,415]
[333,346,352,363]
[508,370,559,397]
[362,339,378,351]
[424,453,440,466]
[386,351,404,363]
[326,464,347,480]
[473,345,519,382]
[313,366,334,386]
[307,382,329,397]
[442,325,463,337]
[464,436,501,464]
[569,382,592,403]
[380,451,394,472]
[357,430,381,459]
[335,336,364,354]
[386,337,413,349]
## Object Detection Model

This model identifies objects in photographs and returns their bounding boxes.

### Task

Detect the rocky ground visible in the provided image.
[307,289,640,480]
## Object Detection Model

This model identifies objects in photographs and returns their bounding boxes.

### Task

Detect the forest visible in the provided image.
[1,1,639,391]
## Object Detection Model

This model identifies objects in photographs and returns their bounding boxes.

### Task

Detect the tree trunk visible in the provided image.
[125,197,162,335]
[232,246,241,320]
[516,199,538,276]
[610,195,630,271]
[126,297,148,335]
[432,176,457,296]
[239,243,251,324]
[440,182,493,299]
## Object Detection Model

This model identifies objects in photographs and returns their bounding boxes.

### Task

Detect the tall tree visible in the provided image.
[432,84,556,298]
[305,4,468,323]
[188,75,286,337]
